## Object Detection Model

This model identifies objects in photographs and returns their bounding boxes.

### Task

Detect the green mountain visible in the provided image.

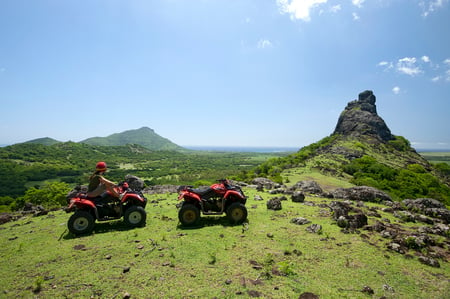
[80,127,185,151]
[250,90,450,204]
[22,137,61,146]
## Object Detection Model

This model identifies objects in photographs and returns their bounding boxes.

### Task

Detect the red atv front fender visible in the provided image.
[178,190,201,202]
[68,197,96,211]
[224,190,245,200]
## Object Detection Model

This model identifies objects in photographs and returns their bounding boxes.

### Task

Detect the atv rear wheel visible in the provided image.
[178,204,200,226]
[226,203,247,224]
[68,211,95,235]
[124,206,147,227]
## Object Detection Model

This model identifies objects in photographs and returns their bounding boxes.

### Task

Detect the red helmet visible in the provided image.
[96,161,107,172]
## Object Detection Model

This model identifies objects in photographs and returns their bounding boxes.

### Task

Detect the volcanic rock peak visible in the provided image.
[333,90,394,142]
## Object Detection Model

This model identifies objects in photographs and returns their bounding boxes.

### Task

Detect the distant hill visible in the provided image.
[80,127,185,151]
[252,90,450,204]
[22,137,61,146]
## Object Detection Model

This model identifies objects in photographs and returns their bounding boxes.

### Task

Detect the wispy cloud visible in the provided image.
[277,0,448,21]
[377,56,450,82]
[330,5,341,13]
[352,0,365,8]
[276,0,328,22]
[397,57,422,76]
[420,0,449,17]
[377,61,393,69]
[257,39,273,49]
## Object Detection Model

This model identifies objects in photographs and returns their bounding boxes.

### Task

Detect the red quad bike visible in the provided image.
[66,182,147,235]
[178,179,247,226]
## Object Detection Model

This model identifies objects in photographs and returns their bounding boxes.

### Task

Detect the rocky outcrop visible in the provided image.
[332,186,392,203]
[289,181,323,195]
[333,90,394,142]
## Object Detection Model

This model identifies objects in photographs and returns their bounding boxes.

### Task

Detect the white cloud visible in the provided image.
[257,39,273,49]
[352,12,360,20]
[421,55,431,63]
[276,0,328,22]
[377,61,393,70]
[431,76,441,82]
[392,86,401,94]
[352,0,365,8]
[421,0,449,17]
[379,56,450,82]
[396,57,422,76]
[330,5,341,13]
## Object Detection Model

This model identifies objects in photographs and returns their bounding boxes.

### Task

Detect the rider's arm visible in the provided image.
[99,176,116,187]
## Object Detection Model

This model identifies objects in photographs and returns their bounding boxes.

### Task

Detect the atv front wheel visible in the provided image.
[68,211,95,235]
[226,203,247,224]
[178,204,200,226]
[124,206,147,227]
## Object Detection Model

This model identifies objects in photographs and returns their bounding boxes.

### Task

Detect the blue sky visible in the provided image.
[0,0,449,149]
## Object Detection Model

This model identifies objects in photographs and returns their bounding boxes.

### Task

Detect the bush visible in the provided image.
[17,182,71,210]
[388,136,411,152]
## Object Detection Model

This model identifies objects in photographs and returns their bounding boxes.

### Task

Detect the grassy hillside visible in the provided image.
[81,127,184,151]
[1,187,449,298]
[245,135,450,205]
[22,137,61,146]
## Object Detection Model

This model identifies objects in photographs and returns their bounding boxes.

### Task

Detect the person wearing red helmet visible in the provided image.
[87,161,119,198]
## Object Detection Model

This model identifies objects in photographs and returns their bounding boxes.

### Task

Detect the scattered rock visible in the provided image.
[418,256,440,268]
[73,244,86,250]
[291,217,311,225]
[291,191,305,203]
[299,292,319,299]
[252,178,284,190]
[267,198,282,210]
[361,285,374,295]
[290,181,323,195]
[306,224,322,234]
[247,290,262,297]
[249,260,263,270]
[254,195,264,201]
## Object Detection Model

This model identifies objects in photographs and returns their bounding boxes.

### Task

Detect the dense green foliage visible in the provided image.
[343,155,450,204]
[0,142,287,210]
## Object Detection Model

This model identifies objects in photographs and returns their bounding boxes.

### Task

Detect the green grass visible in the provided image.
[0,189,449,298]
[419,151,450,165]
[283,168,354,191]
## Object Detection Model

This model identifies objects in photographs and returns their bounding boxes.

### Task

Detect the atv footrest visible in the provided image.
[202,212,224,215]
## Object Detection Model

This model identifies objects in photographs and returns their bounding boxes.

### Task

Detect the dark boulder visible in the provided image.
[267,198,282,210]
[125,175,145,191]
[291,191,305,203]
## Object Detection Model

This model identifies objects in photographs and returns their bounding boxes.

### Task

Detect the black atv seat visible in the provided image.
[189,187,213,196]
